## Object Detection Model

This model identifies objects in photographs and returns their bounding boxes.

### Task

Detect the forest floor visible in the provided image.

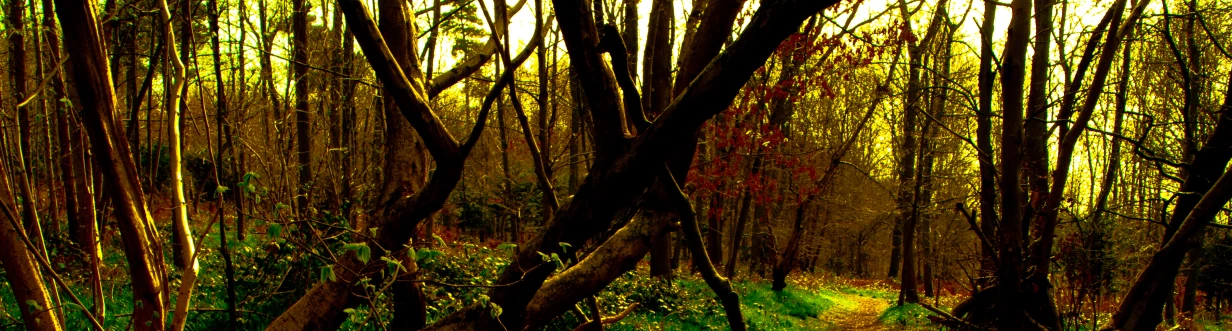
[817,290,892,330]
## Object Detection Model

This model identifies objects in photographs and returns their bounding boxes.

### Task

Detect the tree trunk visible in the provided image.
[156,0,200,328]
[975,0,999,289]
[427,2,838,329]
[1021,0,1053,255]
[892,0,945,300]
[11,0,49,270]
[266,0,536,327]
[726,160,759,278]
[0,136,61,331]
[205,0,241,326]
[57,0,170,327]
[44,0,103,316]
[377,0,431,328]
[293,0,312,218]
[537,0,554,221]
[1176,0,1205,320]
[643,0,675,278]
[996,0,1033,326]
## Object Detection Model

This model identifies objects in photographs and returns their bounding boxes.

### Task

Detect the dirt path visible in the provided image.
[818,290,892,330]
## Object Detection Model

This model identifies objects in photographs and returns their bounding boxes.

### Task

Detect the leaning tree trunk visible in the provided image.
[1106,70,1232,331]
[0,137,61,331]
[263,0,537,328]
[424,1,839,330]
[57,0,170,328]
[44,0,103,317]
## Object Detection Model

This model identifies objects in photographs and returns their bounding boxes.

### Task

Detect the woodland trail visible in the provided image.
[818,290,892,330]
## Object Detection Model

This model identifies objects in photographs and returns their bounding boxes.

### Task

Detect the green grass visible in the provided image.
[877,303,933,327]
[740,282,837,330]
[837,286,897,300]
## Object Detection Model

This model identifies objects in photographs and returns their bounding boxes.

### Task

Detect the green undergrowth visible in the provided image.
[568,273,848,331]
[1,232,907,331]
[877,302,933,327]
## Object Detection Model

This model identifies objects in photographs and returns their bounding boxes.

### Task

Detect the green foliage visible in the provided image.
[136,144,172,189]
[877,303,932,327]
[343,243,371,264]
[417,244,511,322]
[739,283,837,330]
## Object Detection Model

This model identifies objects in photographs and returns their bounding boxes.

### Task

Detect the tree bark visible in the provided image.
[379,0,432,328]
[44,0,103,317]
[996,0,1033,326]
[1021,0,1053,257]
[57,0,170,327]
[156,0,199,328]
[643,0,675,278]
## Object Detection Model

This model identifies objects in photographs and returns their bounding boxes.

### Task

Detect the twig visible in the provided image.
[956,203,999,264]
[568,303,639,331]
[917,301,986,330]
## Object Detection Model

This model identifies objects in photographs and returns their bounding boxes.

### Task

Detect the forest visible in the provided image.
[0,0,1230,329]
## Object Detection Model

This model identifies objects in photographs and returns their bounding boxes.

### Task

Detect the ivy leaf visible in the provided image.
[321,265,337,282]
[268,224,283,239]
[416,248,443,263]
[433,233,446,247]
[344,243,371,264]
[489,303,503,318]
[381,256,405,273]
[497,243,517,251]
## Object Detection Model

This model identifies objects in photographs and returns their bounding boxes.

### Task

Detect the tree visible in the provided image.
[57,0,170,328]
